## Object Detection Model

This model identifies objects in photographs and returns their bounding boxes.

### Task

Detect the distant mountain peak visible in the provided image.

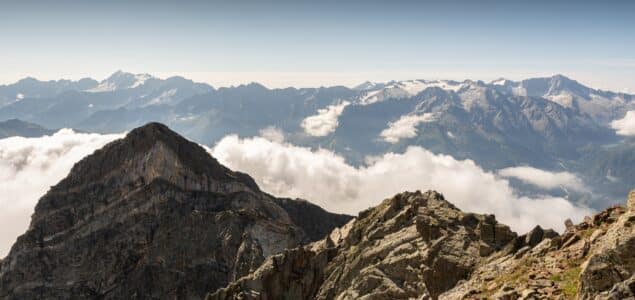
[86,71,155,92]
[550,73,572,80]
[353,81,382,91]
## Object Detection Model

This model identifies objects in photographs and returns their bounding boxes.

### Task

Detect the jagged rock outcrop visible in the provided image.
[212,189,635,300]
[0,123,351,299]
[208,191,517,300]
[441,190,635,300]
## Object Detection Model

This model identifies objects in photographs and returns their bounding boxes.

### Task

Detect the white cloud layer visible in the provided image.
[380,113,437,143]
[258,126,285,143]
[211,135,592,234]
[0,129,593,257]
[611,110,635,136]
[498,166,586,192]
[0,129,123,257]
[301,101,349,136]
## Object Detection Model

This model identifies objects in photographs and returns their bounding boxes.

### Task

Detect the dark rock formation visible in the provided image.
[0,122,351,299]
[208,191,517,300]
[272,198,351,243]
[443,190,635,300]
[212,189,635,300]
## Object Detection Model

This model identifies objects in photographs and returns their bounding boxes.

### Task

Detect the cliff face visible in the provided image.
[210,190,635,300]
[0,123,351,299]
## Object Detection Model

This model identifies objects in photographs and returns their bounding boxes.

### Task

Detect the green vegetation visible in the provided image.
[550,266,581,299]
[561,267,581,298]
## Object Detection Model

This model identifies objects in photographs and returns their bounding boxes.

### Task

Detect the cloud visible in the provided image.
[380,113,437,143]
[0,129,122,257]
[611,110,635,136]
[301,101,349,136]
[0,128,593,257]
[258,126,285,143]
[498,166,586,192]
[211,135,592,234]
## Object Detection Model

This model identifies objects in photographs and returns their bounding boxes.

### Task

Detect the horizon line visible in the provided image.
[0,71,631,94]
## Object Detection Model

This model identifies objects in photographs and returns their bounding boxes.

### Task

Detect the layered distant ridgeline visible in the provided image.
[1,72,634,206]
[0,119,54,138]
[0,123,633,299]
[0,123,350,299]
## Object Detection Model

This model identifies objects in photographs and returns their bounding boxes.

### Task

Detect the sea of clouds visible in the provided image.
[0,128,593,257]
[212,133,591,234]
[0,129,124,256]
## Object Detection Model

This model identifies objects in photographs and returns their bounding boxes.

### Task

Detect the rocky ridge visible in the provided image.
[0,123,351,299]
[209,190,635,300]
[208,191,520,299]
[441,190,635,300]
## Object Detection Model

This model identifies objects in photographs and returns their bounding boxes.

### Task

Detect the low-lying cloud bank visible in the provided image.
[211,135,592,234]
[498,166,586,192]
[380,113,437,143]
[0,129,593,257]
[301,101,349,136]
[611,110,635,136]
[0,129,123,257]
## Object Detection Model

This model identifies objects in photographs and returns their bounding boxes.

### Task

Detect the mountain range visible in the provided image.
[1,72,634,208]
[1,123,633,299]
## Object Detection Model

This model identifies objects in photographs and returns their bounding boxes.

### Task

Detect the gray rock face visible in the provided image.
[211,190,635,300]
[208,191,517,300]
[0,123,351,299]
[577,201,635,299]
[441,192,635,300]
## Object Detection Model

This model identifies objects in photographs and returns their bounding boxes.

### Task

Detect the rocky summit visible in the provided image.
[210,190,635,300]
[209,191,519,300]
[0,123,351,299]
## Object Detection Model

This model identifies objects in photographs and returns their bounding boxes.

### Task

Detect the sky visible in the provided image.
[1,0,634,91]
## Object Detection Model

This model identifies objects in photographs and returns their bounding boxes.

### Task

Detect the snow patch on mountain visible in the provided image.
[459,84,489,111]
[358,80,466,105]
[545,92,575,108]
[86,71,154,92]
[491,78,509,86]
[130,74,152,88]
[144,88,178,106]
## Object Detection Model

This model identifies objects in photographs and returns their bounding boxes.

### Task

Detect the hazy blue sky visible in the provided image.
[1,0,634,91]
